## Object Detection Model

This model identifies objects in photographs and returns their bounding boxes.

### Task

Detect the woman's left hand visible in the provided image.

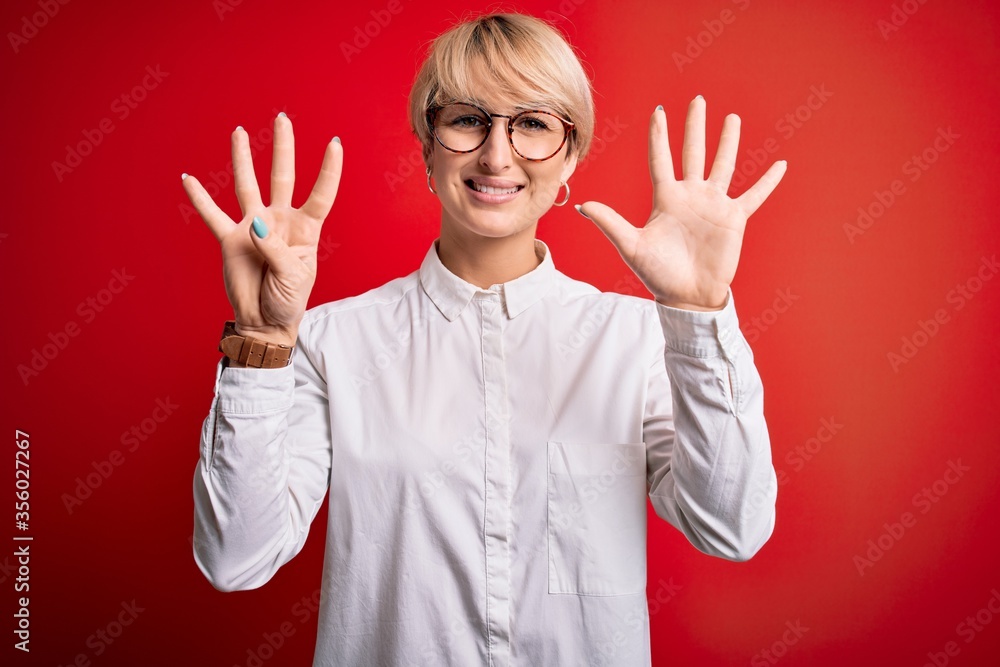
[578,96,787,311]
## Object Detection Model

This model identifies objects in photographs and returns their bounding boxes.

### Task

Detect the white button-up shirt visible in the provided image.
[193,237,777,667]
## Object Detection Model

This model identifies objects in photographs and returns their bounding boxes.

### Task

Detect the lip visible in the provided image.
[465,177,524,204]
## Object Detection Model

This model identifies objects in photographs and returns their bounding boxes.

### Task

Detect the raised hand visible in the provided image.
[182,113,343,346]
[578,96,786,311]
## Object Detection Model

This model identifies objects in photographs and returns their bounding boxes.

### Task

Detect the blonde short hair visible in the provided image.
[408,12,595,166]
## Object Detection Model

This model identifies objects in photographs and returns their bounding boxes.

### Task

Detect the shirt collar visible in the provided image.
[419,237,556,321]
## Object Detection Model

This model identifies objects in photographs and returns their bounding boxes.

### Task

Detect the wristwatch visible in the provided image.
[218,320,294,368]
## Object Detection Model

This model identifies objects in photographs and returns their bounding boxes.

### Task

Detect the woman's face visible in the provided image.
[428,91,578,243]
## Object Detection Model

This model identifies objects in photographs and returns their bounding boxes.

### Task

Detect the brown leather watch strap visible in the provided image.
[218,320,293,368]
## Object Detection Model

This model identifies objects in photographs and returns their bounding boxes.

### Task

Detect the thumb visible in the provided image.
[249,216,297,274]
[576,202,639,258]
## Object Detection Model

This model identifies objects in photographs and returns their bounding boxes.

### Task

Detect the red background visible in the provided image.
[3,0,999,665]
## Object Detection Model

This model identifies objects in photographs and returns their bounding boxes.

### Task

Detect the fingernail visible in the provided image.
[252,216,269,239]
[181,172,188,180]
[235,125,243,132]
[277,112,287,118]
[574,204,589,219]
[333,136,341,144]
[695,94,704,100]
[655,104,663,111]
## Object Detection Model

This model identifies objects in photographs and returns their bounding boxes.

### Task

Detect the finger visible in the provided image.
[248,214,299,276]
[736,160,787,218]
[576,201,640,259]
[271,113,295,207]
[300,137,344,222]
[708,113,740,191]
[232,126,263,216]
[181,174,235,241]
[649,105,676,186]
[682,95,706,180]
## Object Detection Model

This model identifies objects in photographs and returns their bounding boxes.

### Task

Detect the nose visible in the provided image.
[478,116,514,172]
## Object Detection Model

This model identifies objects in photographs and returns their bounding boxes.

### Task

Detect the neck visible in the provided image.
[436,225,542,289]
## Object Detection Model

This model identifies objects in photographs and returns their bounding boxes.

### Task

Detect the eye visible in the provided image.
[449,114,487,129]
[514,113,557,133]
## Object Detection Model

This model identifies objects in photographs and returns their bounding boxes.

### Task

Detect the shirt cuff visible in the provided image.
[655,288,742,360]
[212,356,296,414]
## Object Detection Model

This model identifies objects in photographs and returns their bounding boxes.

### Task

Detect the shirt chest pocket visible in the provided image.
[546,440,648,596]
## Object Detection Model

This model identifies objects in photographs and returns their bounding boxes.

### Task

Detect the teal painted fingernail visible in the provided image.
[695,94,704,100]
[235,125,243,132]
[333,136,341,144]
[181,172,188,180]
[574,204,589,219]
[277,111,287,118]
[252,216,268,238]
[655,104,663,111]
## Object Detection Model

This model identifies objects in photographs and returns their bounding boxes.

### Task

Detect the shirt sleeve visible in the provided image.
[192,314,332,591]
[643,289,777,561]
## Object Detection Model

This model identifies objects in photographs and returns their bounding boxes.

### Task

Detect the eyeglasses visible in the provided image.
[426,102,575,162]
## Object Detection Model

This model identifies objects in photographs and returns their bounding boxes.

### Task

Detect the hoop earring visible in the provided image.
[553,181,570,207]
[426,167,437,195]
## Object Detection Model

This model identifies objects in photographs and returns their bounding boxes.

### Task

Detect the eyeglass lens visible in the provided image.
[433,104,567,160]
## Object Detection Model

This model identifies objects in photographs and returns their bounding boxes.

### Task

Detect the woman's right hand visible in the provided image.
[182,113,343,347]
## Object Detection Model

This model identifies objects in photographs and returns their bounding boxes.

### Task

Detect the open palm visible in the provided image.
[580,96,786,311]
[182,114,343,345]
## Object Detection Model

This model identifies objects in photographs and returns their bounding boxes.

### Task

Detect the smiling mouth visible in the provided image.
[466,180,524,195]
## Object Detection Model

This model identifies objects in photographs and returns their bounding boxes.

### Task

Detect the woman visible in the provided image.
[183,12,785,666]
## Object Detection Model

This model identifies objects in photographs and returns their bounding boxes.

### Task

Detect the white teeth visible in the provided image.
[472,182,519,195]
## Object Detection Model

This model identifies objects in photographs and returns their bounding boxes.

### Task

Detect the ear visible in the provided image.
[559,149,578,184]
